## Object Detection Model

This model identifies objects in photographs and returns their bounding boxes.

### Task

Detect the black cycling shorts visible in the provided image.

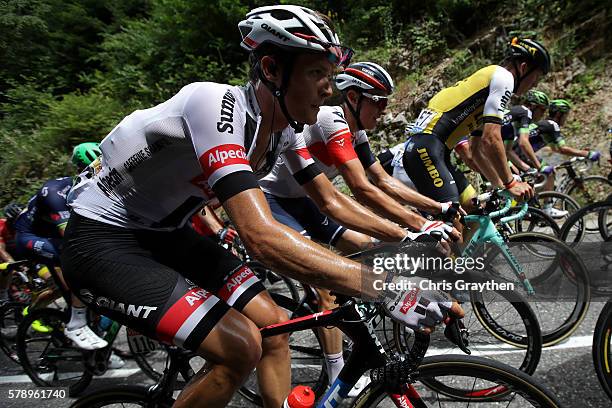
[60,213,265,352]
[402,133,475,207]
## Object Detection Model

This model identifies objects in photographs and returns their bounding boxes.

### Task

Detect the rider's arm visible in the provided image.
[195,205,224,235]
[39,179,72,238]
[507,146,532,172]
[516,132,541,169]
[223,187,366,296]
[0,241,14,263]
[366,161,442,214]
[471,123,508,186]
[337,158,426,230]
[471,68,527,191]
[554,144,589,157]
[302,173,406,241]
[455,138,481,173]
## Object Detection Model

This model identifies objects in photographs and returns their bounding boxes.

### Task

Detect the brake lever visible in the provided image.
[444,317,471,355]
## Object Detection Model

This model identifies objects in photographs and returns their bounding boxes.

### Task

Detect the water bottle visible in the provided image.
[282,385,315,408]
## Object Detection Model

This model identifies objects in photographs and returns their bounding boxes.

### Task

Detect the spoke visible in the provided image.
[505,390,518,407]
[467,375,477,408]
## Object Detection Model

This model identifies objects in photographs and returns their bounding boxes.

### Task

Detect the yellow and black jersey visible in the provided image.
[413,65,514,150]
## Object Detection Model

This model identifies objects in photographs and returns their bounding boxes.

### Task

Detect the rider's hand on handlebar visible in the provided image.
[506,180,534,201]
[588,151,601,162]
[383,276,464,334]
[420,220,459,242]
[539,164,554,176]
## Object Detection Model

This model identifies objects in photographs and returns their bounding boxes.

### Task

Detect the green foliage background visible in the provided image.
[1,0,610,205]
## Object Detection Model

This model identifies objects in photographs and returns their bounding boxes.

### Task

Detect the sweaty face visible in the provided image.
[359,90,389,130]
[284,53,335,124]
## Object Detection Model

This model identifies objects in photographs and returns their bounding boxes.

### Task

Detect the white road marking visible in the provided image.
[0,368,141,384]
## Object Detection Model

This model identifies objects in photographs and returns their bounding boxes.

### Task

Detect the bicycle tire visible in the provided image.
[560,200,612,244]
[507,232,589,346]
[536,191,580,234]
[393,287,542,382]
[506,205,561,237]
[352,355,561,407]
[238,293,327,406]
[566,175,611,208]
[16,307,93,396]
[0,301,25,364]
[69,385,173,407]
[593,302,612,401]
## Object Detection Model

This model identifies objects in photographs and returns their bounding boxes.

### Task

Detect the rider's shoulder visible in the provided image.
[181,82,245,108]
[539,119,560,131]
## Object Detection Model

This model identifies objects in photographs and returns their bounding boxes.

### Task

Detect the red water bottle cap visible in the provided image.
[286,385,315,408]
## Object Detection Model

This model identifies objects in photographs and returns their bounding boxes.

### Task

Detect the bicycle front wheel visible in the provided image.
[489,232,590,346]
[0,301,26,363]
[593,302,612,401]
[16,307,93,396]
[566,175,611,208]
[393,288,542,380]
[352,355,561,407]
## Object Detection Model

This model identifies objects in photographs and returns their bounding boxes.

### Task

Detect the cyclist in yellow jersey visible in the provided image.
[403,38,551,207]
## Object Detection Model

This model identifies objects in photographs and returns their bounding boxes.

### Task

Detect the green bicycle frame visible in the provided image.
[461,191,535,295]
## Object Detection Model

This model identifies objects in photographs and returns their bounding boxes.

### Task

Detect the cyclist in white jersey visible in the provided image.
[259,62,460,394]
[61,6,463,408]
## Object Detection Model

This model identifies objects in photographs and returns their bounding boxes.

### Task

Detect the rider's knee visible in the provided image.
[261,306,289,350]
[198,318,262,377]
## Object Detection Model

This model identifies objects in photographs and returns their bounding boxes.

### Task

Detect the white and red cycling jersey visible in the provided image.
[259,105,376,198]
[69,82,318,230]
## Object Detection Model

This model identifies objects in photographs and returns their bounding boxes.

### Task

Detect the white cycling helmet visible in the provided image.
[238,5,351,67]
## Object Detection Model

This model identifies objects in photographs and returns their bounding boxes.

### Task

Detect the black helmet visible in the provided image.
[507,38,551,75]
[3,203,22,224]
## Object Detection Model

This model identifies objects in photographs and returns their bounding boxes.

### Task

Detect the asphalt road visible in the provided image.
[0,303,610,407]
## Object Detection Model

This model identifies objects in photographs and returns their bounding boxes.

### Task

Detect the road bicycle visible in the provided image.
[69,292,561,408]
[457,189,589,347]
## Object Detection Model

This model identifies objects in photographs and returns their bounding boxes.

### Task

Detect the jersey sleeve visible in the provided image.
[282,129,322,185]
[317,107,359,166]
[482,67,515,125]
[40,180,71,229]
[455,136,469,149]
[543,120,566,147]
[182,85,259,202]
[354,132,377,169]
[0,219,7,243]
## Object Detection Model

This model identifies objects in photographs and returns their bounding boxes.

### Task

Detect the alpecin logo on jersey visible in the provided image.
[400,288,420,314]
[217,90,236,134]
[200,144,249,178]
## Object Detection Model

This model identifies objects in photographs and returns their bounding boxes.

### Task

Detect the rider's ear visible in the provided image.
[261,56,280,83]
[347,89,359,105]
